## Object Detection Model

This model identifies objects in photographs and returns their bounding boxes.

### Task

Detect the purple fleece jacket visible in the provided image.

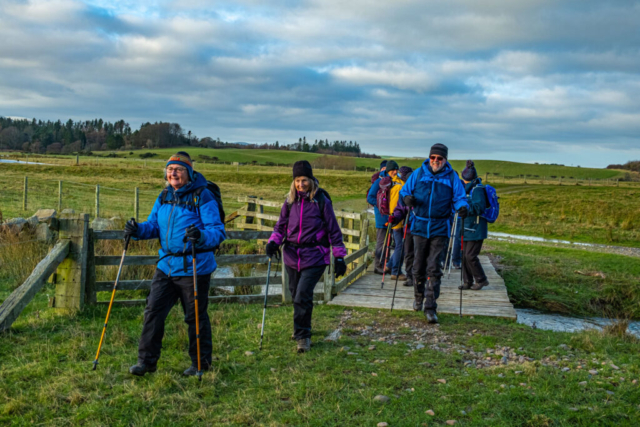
[268,191,347,271]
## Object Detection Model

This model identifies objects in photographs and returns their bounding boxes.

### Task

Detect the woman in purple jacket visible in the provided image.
[266,161,347,353]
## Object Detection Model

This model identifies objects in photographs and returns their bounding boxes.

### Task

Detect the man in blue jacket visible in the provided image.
[399,144,468,323]
[124,152,226,376]
[367,160,392,274]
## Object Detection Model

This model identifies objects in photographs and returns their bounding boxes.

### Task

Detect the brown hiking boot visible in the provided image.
[296,338,311,353]
[390,274,407,281]
[471,280,488,291]
[384,266,391,274]
[460,282,472,290]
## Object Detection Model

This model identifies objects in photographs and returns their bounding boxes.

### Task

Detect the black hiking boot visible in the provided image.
[297,338,311,353]
[129,362,157,376]
[374,267,384,275]
[413,295,423,312]
[403,276,414,287]
[425,310,438,324]
[471,280,489,291]
[183,364,210,376]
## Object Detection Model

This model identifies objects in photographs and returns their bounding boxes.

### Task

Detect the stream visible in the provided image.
[516,309,640,338]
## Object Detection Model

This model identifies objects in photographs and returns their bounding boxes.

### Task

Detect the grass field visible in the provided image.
[1,289,639,426]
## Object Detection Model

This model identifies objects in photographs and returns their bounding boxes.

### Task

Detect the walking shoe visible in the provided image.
[471,280,489,291]
[403,278,413,287]
[183,364,210,376]
[384,266,391,274]
[413,296,423,312]
[129,362,157,376]
[459,282,472,290]
[296,338,311,353]
[425,309,439,324]
[390,274,407,281]
[374,268,384,275]
[452,263,461,270]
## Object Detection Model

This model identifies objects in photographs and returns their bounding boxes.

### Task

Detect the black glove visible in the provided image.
[457,206,469,219]
[266,241,280,259]
[124,218,138,238]
[403,195,417,207]
[334,258,347,278]
[185,225,202,242]
[388,215,401,225]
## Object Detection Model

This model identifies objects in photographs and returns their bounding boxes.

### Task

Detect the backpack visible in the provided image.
[366,171,380,202]
[160,180,226,225]
[472,183,500,223]
[376,176,394,215]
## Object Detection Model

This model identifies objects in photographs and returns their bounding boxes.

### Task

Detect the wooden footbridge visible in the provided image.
[328,256,517,320]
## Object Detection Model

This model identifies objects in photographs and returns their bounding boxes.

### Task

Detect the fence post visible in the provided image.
[257,197,264,230]
[54,213,89,310]
[85,228,96,305]
[23,176,28,211]
[616,179,619,187]
[58,181,63,212]
[559,177,562,186]
[95,185,100,218]
[239,196,256,230]
[134,187,139,222]
[282,257,291,303]
[524,174,527,184]
[76,154,79,165]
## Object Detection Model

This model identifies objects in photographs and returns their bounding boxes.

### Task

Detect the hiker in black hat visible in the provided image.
[367,160,393,274]
[460,160,489,290]
[399,144,468,323]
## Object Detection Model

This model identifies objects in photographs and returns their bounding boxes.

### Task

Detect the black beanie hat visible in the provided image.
[462,160,478,181]
[292,160,314,180]
[429,143,448,159]
[385,160,399,171]
[380,160,388,169]
[399,166,413,181]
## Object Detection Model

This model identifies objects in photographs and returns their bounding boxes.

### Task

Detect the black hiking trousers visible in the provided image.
[286,265,326,340]
[137,269,212,369]
[412,235,448,310]
[462,239,487,285]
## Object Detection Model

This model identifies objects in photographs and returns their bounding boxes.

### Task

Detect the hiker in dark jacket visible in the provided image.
[266,161,347,353]
[125,152,226,376]
[399,144,468,323]
[460,160,489,290]
[367,160,392,274]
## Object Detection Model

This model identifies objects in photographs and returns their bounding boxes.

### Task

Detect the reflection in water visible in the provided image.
[516,309,640,338]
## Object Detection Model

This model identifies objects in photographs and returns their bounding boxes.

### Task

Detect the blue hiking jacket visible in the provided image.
[367,170,389,229]
[136,172,226,276]
[463,178,488,241]
[399,160,468,238]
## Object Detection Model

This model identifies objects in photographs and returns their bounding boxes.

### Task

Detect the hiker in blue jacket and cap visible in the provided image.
[460,160,489,290]
[124,151,226,376]
[399,144,468,323]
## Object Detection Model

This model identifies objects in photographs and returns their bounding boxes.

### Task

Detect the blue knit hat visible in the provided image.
[380,160,388,169]
[462,160,477,181]
[166,151,194,181]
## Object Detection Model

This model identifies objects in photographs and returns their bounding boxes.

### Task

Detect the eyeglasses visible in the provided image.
[429,155,444,162]
[167,166,187,173]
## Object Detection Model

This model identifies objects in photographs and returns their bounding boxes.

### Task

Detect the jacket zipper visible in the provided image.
[166,191,177,277]
[297,198,304,271]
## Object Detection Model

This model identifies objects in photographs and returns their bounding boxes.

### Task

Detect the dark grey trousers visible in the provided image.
[412,235,448,310]
[462,239,487,285]
[138,269,212,368]
[286,265,326,340]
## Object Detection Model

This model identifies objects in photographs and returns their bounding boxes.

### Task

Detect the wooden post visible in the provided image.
[23,176,28,211]
[524,174,527,184]
[257,197,264,230]
[95,185,100,218]
[134,187,139,222]
[239,196,256,230]
[85,228,97,305]
[559,177,562,186]
[282,256,291,303]
[616,179,619,187]
[76,154,79,165]
[54,213,89,310]
[58,181,63,212]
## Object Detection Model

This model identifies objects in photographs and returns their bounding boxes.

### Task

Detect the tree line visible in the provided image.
[0,116,378,158]
[607,160,640,173]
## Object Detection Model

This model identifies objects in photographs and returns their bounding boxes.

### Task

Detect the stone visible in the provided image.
[35,222,54,243]
[61,208,75,214]
[369,345,376,351]
[26,216,39,228]
[347,352,358,356]
[244,351,254,356]
[270,368,276,373]
[33,209,56,222]
[606,390,614,395]
[372,372,378,377]
[633,379,638,385]
[324,328,342,342]
[3,217,27,232]
[377,423,388,427]
[589,370,598,375]
[373,395,390,403]
[562,367,570,372]
[425,410,435,416]
[610,364,619,370]
[446,420,457,425]
[91,217,114,230]
[501,357,508,365]
[416,344,425,350]
[579,381,588,386]
[558,344,569,350]
[437,379,446,384]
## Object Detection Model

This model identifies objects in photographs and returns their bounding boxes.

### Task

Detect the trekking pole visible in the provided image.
[259,254,275,351]
[444,212,459,278]
[390,220,409,312]
[458,234,464,318]
[93,232,131,370]
[447,213,460,279]
[381,222,393,289]
[190,229,203,382]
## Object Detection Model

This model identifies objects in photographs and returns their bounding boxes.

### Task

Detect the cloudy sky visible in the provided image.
[1,0,639,167]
